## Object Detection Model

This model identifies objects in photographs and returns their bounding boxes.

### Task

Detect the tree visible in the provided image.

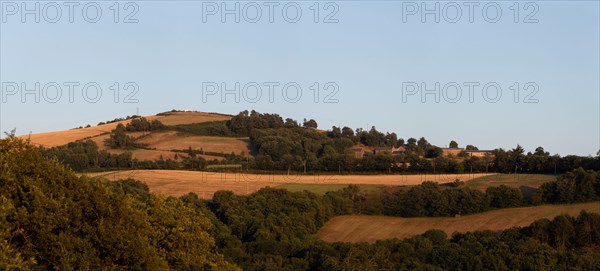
[341,127,355,138]
[417,137,429,149]
[534,147,548,156]
[425,146,443,158]
[303,119,318,129]
[508,145,525,173]
[465,145,478,151]
[449,140,458,148]
[486,185,524,208]
[3,128,16,138]
[284,118,299,128]
[328,126,342,138]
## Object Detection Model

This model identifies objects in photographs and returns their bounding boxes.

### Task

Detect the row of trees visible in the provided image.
[536,168,600,203]
[328,169,600,217]
[125,117,165,132]
[40,140,133,170]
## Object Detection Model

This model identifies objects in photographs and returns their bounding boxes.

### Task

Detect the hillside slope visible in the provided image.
[21,111,232,148]
[317,202,600,243]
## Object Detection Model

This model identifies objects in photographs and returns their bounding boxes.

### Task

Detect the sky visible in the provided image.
[1,0,599,156]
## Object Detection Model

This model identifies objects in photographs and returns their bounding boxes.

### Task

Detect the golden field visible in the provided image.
[86,170,493,198]
[317,202,600,243]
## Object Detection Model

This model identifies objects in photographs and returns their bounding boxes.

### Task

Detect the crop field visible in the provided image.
[86,170,493,198]
[317,202,600,243]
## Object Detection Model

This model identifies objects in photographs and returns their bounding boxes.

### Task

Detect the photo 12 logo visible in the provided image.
[201,1,339,23]
[402,1,539,23]
[1,1,139,23]
[201,81,339,104]
[401,81,539,104]
[1,82,140,103]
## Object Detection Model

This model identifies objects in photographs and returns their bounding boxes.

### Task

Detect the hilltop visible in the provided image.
[22,110,245,161]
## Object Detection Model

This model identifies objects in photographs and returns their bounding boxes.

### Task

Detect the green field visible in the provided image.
[465,173,557,191]
[275,183,383,195]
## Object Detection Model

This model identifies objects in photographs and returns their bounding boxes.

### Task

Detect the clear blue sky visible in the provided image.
[1,1,598,156]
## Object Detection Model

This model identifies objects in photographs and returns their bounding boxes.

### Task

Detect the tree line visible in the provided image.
[332,167,600,218]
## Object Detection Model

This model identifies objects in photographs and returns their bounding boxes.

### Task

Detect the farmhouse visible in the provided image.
[350,147,367,158]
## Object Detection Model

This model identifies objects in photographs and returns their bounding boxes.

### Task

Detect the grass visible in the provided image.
[275,183,383,195]
[316,202,600,243]
[465,173,557,191]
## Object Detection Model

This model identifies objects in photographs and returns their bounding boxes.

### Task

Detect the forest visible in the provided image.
[1,136,599,270]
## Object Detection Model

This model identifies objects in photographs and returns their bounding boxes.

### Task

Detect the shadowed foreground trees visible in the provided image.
[0,138,238,270]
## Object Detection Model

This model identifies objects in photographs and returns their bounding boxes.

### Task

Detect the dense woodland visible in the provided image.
[39,110,600,175]
[2,137,600,270]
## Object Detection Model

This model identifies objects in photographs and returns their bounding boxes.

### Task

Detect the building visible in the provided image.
[465,150,494,157]
[392,146,406,156]
[350,147,367,158]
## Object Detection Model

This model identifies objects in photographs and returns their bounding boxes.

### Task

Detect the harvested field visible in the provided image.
[317,202,600,243]
[85,170,492,199]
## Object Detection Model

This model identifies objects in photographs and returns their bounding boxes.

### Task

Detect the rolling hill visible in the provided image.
[21,111,232,148]
[20,111,247,161]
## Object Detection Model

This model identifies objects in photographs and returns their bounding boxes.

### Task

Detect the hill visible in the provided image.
[20,111,247,161]
[316,202,600,243]
[21,111,232,148]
